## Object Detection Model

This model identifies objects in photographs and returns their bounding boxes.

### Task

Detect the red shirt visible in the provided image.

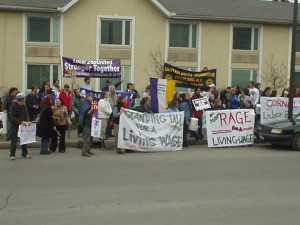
[59,90,72,112]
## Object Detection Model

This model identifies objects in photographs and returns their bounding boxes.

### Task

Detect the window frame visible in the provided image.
[26,15,60,43]
[26,64,59,90]
[169,22,198,49]
[232,25,260,51]
[231,69,259,88]
[100,19,131,46]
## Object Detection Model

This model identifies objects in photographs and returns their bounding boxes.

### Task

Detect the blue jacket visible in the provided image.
[180,101,191,123]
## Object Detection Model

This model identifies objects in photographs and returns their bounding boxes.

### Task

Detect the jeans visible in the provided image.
[82,126,92,154]
[41,137,50,153]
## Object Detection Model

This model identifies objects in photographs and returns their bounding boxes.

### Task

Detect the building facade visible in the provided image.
[0,0,299,94]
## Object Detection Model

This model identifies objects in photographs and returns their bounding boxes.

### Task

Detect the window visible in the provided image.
[27,16,60,43]
[99,66,131,91]
[231,69,258,88]
[233,27,259,50]
[101,20,131,45]
[27,64,59,89]
[169,23,197,48]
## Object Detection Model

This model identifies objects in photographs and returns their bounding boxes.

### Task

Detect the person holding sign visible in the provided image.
[79,93,95,157]
[113,95,126,154]
[191,87,204,139]
[9,93,31,160]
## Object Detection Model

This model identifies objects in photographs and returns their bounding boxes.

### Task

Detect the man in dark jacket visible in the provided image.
[26,85,39,121]
[9,93,31,160]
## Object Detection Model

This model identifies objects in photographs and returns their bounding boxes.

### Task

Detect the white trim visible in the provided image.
[165,19,169,63]
[150,0,173,18]
[96,15,100,91]
[258,25,263,83]
[131,17,135,83]
[197,21,202,71]
[229,24,233,86]
[287,26,292,87]
[22,13,26,92]
[61,0,79,13]
[60,14,64,88]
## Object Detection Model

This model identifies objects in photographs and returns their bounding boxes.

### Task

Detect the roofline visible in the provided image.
[0,0,79,13]
[0,5,62,13]
[170,15,294,25]
[150,0,175,17]
[61,0,80,13]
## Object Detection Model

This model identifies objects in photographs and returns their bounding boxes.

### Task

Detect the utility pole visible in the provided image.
[288,0,298,123]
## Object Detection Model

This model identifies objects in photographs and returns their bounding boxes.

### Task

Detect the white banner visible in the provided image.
[118,109,184,151]
[18,123,36,145]
[192,97,211,111]
[206,109,255,148]
[260,97,300,124]
[91,117,101,137]
[0,112,7,134]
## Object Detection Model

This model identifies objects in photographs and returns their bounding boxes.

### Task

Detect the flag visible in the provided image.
[150,78,176,113]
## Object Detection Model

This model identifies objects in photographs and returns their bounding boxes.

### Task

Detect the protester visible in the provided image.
[98,91,112,141]
[261,87,272,97]
[126,83,140,108]
[71,89,84,136]
[135,97,152,113]
[180,93,199,147]
[80,77,93,90]
[270,90,277,97]
[255,82,262,96]
[281,89,289,97]
[52,79,61,92]
[230,88,239,109]
[2,87,18,140]
[25,85,39,121]
[191,87,204,139]
[220,86,231,103]
[166,100,179,113]
[248,81,260,105]
[211,99,224,110]
[222,93,231,109]
[101,79,123,92]
[208,84,218,100]
[79,93,95,157]
[142,85,151,98]
[38,82,56,105]
[9,92,31,160]
[49,98,72,153]
[293,87,300,98]
[106,84,118,138]
[241,100,253,109]
[234,85,242,96]
[59,84,72,113]
[238,88,252,108]
[113,95,126,154]
[173,92,182,109]
[38,97,54,155]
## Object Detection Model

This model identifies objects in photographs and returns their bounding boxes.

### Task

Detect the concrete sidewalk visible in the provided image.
[0,128,208,149]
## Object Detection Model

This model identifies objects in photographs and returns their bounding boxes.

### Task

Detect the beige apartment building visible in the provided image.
[0,0,299,94]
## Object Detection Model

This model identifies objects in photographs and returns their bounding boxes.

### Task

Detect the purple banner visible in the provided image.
[63,57,122,78]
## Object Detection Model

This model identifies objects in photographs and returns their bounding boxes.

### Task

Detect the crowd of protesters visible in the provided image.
[1,77,299,160]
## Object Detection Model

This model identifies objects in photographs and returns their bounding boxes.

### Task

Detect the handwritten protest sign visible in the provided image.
[192,97,211,111]
[18,123,36,145]
[91,117,101,137]
[205,109,255,148]
[118,109,184,151]
[260,97,300,124]
[0,112,7,134]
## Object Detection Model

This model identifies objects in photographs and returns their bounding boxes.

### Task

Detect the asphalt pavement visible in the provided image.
[1,144,300,225]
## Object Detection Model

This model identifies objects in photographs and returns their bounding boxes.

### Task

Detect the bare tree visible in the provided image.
[144,46,175,78]
[261,55,288,90]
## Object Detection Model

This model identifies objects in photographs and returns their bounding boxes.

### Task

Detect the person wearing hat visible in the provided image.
[79,93,95,157]
[59,84,72,114]
[9,92,31,160]
[101,79,123,92]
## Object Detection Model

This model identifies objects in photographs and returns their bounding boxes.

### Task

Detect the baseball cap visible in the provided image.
[208,84,215,88]
[64,84,70,88]
[16,93,26,99]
